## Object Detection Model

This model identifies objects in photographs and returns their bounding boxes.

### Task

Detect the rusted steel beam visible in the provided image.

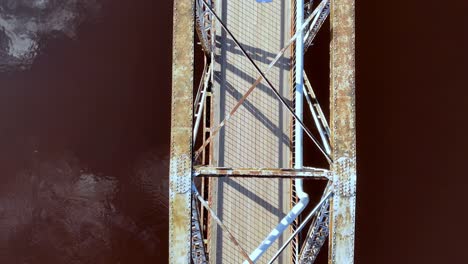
[193,167,332,179]
[169,0,194,263]
[328,0,357,264]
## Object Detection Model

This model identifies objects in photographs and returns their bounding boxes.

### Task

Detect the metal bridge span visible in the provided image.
[169,0,356,263]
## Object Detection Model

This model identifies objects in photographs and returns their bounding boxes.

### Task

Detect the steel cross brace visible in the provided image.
[193,166,332,180]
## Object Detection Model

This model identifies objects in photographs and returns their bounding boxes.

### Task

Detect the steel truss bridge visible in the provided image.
[169,0,355,263]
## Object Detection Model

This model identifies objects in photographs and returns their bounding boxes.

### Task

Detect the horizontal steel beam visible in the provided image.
[193,167,331,179]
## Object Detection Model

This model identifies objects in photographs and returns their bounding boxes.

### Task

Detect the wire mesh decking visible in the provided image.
[209,1,292,263]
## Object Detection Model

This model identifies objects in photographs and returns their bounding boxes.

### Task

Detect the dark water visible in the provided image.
[0,0,173,262]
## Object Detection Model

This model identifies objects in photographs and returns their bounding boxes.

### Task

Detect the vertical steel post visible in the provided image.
[295,0,305,170]
[328,0,356,263]
[169,0,194,263]
[295,2,308,263]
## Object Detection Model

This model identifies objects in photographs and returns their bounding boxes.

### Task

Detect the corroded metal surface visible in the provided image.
[194,167,331,179]
[169,0,195,263]
[328,0,356,263]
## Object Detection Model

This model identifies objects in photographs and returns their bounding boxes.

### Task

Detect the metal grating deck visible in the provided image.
[209,1,293,263]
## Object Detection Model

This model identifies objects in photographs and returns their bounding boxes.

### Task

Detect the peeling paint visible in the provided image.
[194,166,332,179]
[169,0,194,263]
[329,0,356,263]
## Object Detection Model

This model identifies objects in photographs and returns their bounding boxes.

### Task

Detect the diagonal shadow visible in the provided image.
[222,179,284,217]
[219,56,293,104]
[215,36,291,72]
[213,72,291,148]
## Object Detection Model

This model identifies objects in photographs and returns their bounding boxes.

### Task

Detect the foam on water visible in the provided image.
[0,0,101,71]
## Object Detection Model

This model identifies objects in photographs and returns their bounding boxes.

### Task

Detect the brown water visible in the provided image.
[0,1,172,262]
